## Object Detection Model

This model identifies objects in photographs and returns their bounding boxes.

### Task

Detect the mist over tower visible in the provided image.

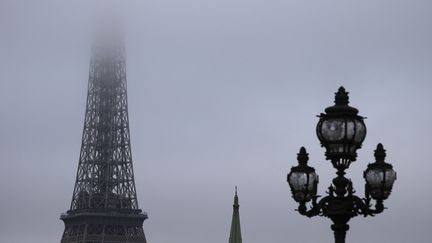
[60,25,148,243]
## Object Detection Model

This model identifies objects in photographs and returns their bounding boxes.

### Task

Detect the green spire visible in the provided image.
[229,187,242,243]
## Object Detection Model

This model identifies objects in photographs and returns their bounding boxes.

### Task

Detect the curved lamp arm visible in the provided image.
[294,189,385,219]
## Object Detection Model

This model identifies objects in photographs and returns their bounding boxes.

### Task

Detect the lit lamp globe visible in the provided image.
[316,87,366,169]
[364,143,397,200]
[287,147,318,203]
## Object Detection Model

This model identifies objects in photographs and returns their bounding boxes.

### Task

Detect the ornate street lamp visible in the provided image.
[287,87,397,243]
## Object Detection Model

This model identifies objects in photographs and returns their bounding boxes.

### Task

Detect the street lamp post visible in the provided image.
[287,87,397,243]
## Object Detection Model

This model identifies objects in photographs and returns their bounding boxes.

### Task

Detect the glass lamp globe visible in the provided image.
[287,147,319,202]
[316,87,366,166]
[364,143,397,200]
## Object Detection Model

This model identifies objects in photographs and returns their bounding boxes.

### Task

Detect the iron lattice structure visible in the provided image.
[60,35,147,243]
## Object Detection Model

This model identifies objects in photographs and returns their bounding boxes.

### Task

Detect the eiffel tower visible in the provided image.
[60,30,147,243]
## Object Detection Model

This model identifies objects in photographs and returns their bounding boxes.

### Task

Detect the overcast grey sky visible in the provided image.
[1,0,432,242]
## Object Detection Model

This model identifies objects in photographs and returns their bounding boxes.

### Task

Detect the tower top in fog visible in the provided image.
[60,28,148,243]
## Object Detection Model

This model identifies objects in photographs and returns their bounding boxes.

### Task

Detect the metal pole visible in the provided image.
[331,223,349,243]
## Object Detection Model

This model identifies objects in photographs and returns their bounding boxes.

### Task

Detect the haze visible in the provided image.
[1,0,431,242]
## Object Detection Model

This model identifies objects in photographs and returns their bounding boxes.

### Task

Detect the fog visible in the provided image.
[1,0,431,242]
